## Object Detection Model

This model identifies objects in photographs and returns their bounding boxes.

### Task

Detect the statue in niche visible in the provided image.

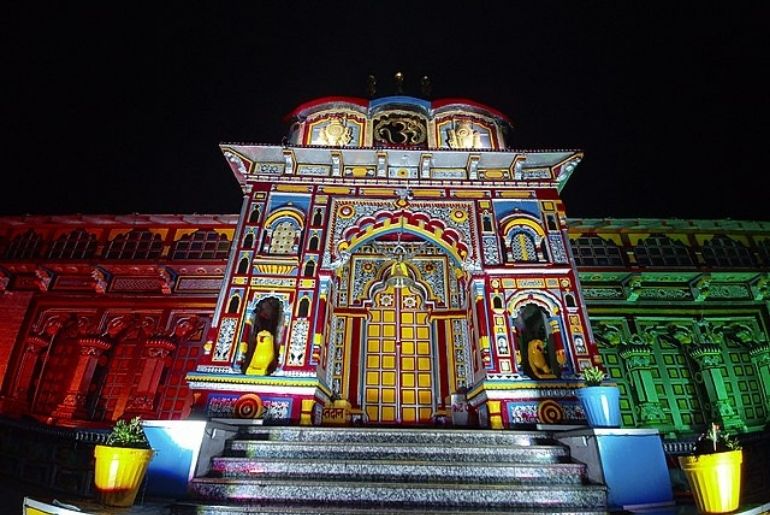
[317,118,352,146]
[245,330,276,376]
[447,121,482,149]
[527,339,556,379]
[516,304,559,379]
[241,297,282,376]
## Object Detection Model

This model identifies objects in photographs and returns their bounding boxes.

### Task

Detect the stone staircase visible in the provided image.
[174,425,607,514]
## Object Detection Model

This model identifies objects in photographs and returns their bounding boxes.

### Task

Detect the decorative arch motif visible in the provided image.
[506,289,562,317]
[338,210,470,266]
[499,215,546,263]
[263,207,306,255]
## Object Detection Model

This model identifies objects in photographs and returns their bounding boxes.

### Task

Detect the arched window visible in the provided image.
[510,230,538,262]
[249,207,261,224]
[236,257,249,275]
[482,215,493,233]
[269,220,301,255]
[633,234,694,267]
[565,293,576,308]
[702,235,755,267]
[298,297,311,318]
[47,230,97,260]
[227,296,240,314]
[243,233,254,249]
[104,230,163,260]
[570,236,625,266]
[171,230,230,260]
[492,296,503,310]
[304,260,316,277]
[312,210,323,227]
[5,229,41,259]
[308,235,320,251]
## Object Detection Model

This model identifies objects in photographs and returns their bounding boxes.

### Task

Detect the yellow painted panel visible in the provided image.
[370,311,381,322]
[366,406,379,421]
[368,325,380,337]
[382,389,395,403]
[402,407,416,422]
[417,342,431,355]
[367,356,380,369]
[382,371,396,386]
[416,313,428,324]
[418,357,431,371]
[382,355,396,369]
[366,388,379,402]
[367,340,380,352]
[402,373,415,387]
[453,190,485,198]
[401,327,414,339]
[402,390,415,404]
[276,184,312,193]
[322,186,354,195]
[384,311,396,323]
[419,407,432,420]
[401,312,414,324]
[498,191,531,198]
[401,357,415,370]
[418,390,432,404]
[402,342,415,354]
[366,371,379,385]
[382,406,396,421]
[416,327,429,339]
[418,373,432,387]
[383,340,395,353]
[383,325,396,337]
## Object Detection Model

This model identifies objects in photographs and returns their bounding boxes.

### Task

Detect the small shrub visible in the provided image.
[692,423,741,455]
[580,366,606,387]
[105,417,151,449]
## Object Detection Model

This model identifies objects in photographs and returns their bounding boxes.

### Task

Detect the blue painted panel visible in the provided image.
[597,433,674,509]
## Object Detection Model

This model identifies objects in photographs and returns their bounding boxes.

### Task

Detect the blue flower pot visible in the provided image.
[576,386,621,427]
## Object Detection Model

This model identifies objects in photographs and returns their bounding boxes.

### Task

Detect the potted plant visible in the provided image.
[575,365,621,427]
[94,416,155,507]
[678,423,742,514]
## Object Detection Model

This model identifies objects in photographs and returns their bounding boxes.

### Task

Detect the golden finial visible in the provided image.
[394,71,404,94]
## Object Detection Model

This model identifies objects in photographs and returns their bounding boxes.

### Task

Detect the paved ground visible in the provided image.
[1,475,173,514]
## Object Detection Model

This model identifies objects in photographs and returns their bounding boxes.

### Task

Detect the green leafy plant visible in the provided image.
[105,417,151,449]
[693,423,741,455]
[580,366,606,387]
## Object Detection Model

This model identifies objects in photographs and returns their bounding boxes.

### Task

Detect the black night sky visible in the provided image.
[2,3,769,220]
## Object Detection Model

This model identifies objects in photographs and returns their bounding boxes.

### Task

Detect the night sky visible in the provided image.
[3,3,769,221]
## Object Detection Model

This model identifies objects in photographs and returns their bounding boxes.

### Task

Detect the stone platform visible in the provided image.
[177,426,608,514]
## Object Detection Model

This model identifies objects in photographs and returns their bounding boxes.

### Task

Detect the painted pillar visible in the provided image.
[3,336,49,414]
[548,317,567,375]
[619,344,666,427]
[52,336,112,420]
[687,344,745,431]
[473,280,491,368]
[124,336,176,418]
[748,343,770,423]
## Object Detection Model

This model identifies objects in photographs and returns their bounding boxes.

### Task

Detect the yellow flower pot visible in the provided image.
[94,445,154,507]
[678,449,742,514]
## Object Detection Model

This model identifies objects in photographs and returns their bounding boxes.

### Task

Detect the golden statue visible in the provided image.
[527,339,556,379]
[447,121,482,149]
[318,118,352,146]
[245,330,277,376]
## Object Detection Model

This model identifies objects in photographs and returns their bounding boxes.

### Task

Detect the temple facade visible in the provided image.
[0,96,768,440]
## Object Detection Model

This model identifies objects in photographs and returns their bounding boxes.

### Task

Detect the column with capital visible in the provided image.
[748,343,770,423]
[52,336,112,421]
[687,344,745,431]
[619,342,666,427]
[123,337,177,419]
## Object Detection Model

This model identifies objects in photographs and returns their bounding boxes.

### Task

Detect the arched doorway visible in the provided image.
[363,281,434,425]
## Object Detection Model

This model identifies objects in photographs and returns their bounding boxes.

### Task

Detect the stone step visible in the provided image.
[210,457,586,484]
[237,426,555,446]
[188,478,607,510]
[225,440,570,464]
[173,501,608,515]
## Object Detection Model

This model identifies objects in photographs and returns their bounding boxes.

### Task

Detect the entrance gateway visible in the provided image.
[186,93,600,429]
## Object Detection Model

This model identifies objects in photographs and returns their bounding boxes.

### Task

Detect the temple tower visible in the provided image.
[186,93,599,428]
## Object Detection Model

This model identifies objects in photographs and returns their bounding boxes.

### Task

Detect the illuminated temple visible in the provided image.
[1,91,769,511]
